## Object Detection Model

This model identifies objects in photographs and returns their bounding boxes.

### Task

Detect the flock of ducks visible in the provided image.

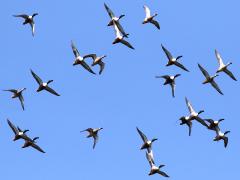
[6,2,237,178]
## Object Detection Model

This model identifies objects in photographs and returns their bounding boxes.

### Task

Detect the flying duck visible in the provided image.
[155,74,181,97]
[7,119,31,141]
[198,64,223,95]
[136,127,158,153]
[112,21,134,49]
[179,97,208,136]
[205,118,224,131]
[22,137,46,153]
[71,41,96,74]
[13,13,38,36]
[185,97,207,127]
[161,44,189,72]
[213,128,230,148]
[84,54,107,74]
[145,152,169,177]
[81,128,103,149]
[104,3,128,37]
[215,49,237,81]
[4,88,26,110]
[142,5,160,30]
[30,69,60,96]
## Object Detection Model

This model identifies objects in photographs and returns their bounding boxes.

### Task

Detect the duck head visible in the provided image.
[226,62,232,67]
[218,118,224,122]
[151,138,158,142]
[119,14,125,19]
[153,13,158,18]
[224,131,230,135]
[23,129,29,133]
[47,80,53,85]
[176,56,183,61]
[198,110,204,115]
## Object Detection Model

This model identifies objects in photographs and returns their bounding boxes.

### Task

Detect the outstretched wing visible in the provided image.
[198,64,210,78]
[7,119,18,135]
[174,61,189,72]
[185,97,194,114]
[136,127,148,143]
[83,54,97,60]
[158,171,170,178]
[195,116,208,128]
[215,49,224,67]
[104,3,115,18]
[223,68,237,81]
[31,143,46,153]
[120,39,135,49]
[13,14,29,19]
[223,136,228,148]
[93,135,99,149]
[80,61,96,74]
[150,20,160,30]
[210,80,224,95]
[98,61,105,75]
[45,86,60,96]
[30,69,43,85]
[143,5,151,18]
[4,89,18,93]
[161,44,173,61]
[18,94,25,110]
[170,83,175,98]
[71,41,80,57]
[30,22,35,36]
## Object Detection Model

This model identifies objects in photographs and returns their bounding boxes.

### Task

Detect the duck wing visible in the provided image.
[44,86,60,96]
[174,61,189,72]
[98,61,105,75]
[120,39,134,49]
[18,94,25,110]
[80,60,96,74]
[143,5,151,18]
[13,14,28,19]
[83,54,97,60]
[136,127,148,143]
[4,89,18,93]
[185,97,195,114]
[215,49,225,67]
[170,83,175,98]
[158,171,170,178]
[210,80,224,95]
[186,121,192,136]
[31,143,46,153]
[150,19,160,30]
[104,3,115,18]
[223,136,228,148]
[81,128,94,133]
[161,44,173,61]
[198,64,210,78]
[71,41,80,57]
[223,68,237,81]
[30,69,43,85]
[30,22,35,36]
[7,119,19,135]
[93,135,99,149]
[195,116,208,128]
[155,75,169,79]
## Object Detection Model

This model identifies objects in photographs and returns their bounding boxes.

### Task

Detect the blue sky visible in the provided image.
[0,0,239,179]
